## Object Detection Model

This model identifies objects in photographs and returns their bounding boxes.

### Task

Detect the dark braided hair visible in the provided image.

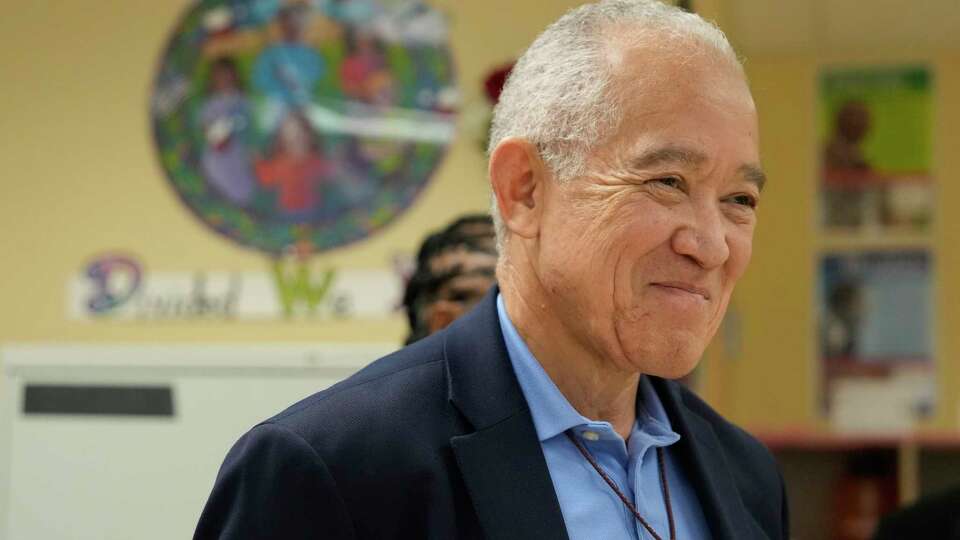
[403,215,496,344]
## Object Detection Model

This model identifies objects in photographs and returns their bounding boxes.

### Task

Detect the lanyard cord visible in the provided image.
[564,430,677,540]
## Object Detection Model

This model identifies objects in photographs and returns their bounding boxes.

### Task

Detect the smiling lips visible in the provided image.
[651,281,711,300]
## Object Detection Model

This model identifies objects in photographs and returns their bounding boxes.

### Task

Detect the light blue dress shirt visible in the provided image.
[497,295,713,540]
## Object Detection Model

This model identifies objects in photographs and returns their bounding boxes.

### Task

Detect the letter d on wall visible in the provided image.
[86,255,143,314]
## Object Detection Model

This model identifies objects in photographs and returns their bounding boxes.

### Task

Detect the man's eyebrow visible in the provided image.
[629,145,707,170]
[629,145,767,190]
[740,164,767,191]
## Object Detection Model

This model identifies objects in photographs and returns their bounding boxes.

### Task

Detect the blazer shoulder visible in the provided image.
[255,332,458,462]
[271,333,446,426]
[195,422,357,539]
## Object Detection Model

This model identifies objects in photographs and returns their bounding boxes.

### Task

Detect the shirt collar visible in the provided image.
[497,294,679,446]
[497,294,583,441]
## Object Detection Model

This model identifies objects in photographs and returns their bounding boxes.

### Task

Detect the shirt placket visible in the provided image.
[578,424,640,540]
[630,431,673,540]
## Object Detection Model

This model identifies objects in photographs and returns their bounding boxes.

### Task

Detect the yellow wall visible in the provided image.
[711,55,820,429]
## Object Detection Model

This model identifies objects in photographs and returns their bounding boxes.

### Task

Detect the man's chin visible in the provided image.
[659,358,702,380]
[641,356,701,380]
[619,336,705,379]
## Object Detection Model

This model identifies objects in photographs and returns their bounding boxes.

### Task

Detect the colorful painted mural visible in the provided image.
[151,0,458,254]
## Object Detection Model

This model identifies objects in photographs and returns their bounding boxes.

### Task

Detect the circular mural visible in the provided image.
[151,0,457,255]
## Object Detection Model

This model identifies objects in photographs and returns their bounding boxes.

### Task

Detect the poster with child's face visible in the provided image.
[151,0,458,255]
[819,66,933,233]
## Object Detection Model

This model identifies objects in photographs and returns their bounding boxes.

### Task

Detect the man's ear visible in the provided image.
[489,138,546,241]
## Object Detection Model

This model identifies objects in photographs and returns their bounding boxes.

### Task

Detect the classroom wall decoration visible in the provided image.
[820,251,932,367]
[151,0,458,255]
[818,250,937,431]
[71,252,403,321]
[818,66,933,233]
[816,65,937,432]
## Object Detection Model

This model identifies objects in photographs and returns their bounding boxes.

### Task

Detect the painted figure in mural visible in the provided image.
[340,27,394,106]
[314,136,383,215]
[402,214,497,344]
[255,111,332,221]
[199,57,258,207]
[252,3,325,108]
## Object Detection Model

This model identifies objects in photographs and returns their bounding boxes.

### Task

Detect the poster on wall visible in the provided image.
[818,250,935,431]
[819,66,933,234]
[151,0,458,256]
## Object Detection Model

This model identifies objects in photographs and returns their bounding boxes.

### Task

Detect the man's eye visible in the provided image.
[730,194,758,208]
[651,176,682,189]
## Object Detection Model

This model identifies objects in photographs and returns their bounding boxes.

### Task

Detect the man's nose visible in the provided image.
[670,205,730,270]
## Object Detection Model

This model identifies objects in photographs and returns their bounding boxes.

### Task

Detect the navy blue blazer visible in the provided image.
[195,289,789,539]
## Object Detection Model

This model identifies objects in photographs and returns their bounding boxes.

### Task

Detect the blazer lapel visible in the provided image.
[444,290,569,540]
[653,378,755,540]
[451,411,570,540]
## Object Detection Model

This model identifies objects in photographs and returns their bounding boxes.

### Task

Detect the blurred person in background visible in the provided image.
[873,487,960,540]
[402,214,497,344]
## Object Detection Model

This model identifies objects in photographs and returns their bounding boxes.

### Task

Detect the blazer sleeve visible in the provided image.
[194,422,356,540]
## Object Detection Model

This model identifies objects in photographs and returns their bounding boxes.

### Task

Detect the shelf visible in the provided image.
[755,429,960,451]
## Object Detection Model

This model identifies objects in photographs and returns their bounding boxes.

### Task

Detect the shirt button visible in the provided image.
[582,431,600,441]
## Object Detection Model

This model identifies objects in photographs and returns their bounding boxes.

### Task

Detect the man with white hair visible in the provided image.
[195,2,788,539]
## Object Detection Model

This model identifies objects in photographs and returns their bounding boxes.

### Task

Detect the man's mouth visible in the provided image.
[651,281,711,300]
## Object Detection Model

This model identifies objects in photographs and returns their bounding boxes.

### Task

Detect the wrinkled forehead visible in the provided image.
[603,29,753,111]
[603,40,756,133]
[576,39,761,183]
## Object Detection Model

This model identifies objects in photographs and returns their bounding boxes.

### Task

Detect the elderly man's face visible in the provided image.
[536,48,762,378]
